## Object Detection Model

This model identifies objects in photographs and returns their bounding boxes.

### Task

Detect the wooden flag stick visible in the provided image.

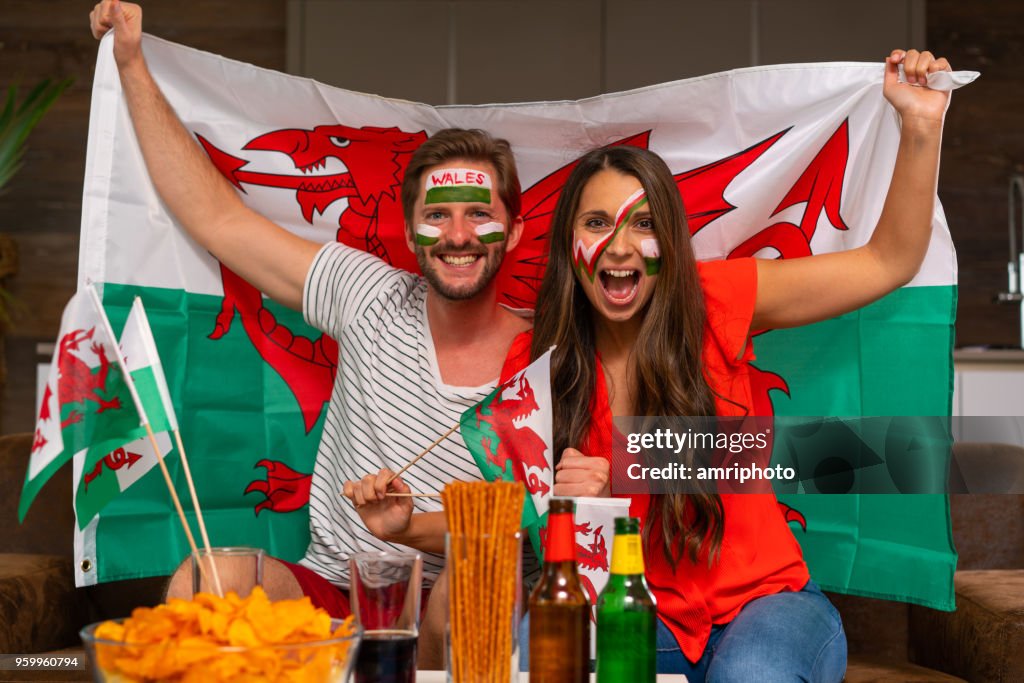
[172,429,223,598]
[386,421,460,485]
[143,425,222,597]
[384,492,443,498]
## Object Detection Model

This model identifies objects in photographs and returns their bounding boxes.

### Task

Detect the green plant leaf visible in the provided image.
[0,78,72,195]
[0,76,72,330]
[16,80,53,117]
[0,85,17,133]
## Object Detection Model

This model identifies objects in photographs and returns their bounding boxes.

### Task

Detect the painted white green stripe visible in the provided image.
[641,238,661,275]
[425,186,491,204]
[474,221,505,243]
[416,224,442,246]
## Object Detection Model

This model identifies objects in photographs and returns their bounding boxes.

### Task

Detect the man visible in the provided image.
[89,0,531,624]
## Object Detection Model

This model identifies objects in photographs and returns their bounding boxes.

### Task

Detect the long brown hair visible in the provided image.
[530,146,725,566]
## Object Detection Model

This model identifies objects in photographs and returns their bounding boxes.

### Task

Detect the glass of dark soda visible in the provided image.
[350,551,423,683]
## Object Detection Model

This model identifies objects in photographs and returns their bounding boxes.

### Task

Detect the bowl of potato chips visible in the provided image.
[80,587,360,682]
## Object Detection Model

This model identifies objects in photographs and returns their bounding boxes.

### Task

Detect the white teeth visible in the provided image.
[604,269,637,278]
[442,255,478,266]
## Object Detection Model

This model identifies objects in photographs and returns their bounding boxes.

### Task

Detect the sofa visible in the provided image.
[0,433,165,661]
[1,432,1022,681]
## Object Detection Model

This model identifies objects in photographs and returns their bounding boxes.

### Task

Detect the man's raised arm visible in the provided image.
[90,0,319,310]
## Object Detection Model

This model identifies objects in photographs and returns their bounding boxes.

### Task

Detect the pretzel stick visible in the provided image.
[442,482,524,682]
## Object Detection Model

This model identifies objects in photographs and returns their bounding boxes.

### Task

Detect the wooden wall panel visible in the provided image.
[758,0,922,64]
[0,0,286,433]
[604,0,754,91]
[454,1,603,104]
[928,0,1024,347]
[292,1,451,104]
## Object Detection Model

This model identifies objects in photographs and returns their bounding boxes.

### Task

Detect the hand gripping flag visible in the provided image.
[20,288,146,521]
[81,33,971,609]
[460,348,554,556]
[74,297,177,527]
[459,348,631,656]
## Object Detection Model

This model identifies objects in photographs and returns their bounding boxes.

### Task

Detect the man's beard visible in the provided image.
[415,240,506,301]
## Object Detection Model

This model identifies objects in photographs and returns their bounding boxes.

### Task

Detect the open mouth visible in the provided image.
[599,268,640,305]
[439,253,484,268]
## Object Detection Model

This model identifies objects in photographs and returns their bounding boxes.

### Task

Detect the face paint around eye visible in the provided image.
[416,224,442,246]
[614,188,648,228]
[573,188,649,281]
[641,238,661,275]
[424,168,493,205]
[474,221,505,243]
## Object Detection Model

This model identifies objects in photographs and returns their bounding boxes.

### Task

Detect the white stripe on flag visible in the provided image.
[121,297,179,431]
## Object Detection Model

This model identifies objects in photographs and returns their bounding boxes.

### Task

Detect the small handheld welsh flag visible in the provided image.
[74,297,178,527]
[20,288,147,521]
[460,348,554,555]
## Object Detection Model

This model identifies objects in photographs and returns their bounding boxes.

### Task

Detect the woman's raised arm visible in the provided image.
[752,49,951,331]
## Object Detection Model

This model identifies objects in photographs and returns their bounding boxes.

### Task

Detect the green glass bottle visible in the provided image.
[596,516,657,683]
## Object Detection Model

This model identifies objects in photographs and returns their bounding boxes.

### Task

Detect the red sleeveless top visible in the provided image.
[501,257,808,662]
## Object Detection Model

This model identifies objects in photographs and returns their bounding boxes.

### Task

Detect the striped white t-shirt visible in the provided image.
[300,242,493,587]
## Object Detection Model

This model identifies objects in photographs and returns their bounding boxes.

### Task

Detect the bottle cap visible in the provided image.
[614,516,640,535]
[545,499,577,563]
[549,498,575,515]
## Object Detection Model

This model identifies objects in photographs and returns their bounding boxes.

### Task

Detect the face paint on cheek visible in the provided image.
[474,221,505,243]
[415,224,442,246]
[424,168,493,205]
[573,237,603,281]
[571,188,649,281]
[641,238,661,275]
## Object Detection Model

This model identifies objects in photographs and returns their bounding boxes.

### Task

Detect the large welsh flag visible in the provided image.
[79,33,966,610]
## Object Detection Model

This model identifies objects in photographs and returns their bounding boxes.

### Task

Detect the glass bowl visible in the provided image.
[80,617,360,682]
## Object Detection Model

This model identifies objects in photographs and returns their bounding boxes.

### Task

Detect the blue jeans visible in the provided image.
[519,580,846,683]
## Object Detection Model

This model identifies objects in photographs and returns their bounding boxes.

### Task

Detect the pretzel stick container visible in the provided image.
[443,481,525,683]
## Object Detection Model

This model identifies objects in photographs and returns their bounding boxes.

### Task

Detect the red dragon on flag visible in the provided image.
[197,121,851,526]
[474,373,550,496]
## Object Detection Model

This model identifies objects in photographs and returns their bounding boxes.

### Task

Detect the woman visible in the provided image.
[502,49,952,681]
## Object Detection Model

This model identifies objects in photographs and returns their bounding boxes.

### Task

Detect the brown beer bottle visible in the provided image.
[528,498,590,683]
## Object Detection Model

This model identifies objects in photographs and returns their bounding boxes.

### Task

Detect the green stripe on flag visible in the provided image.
[755,284,957,610]
[130,366,174,434]
[755,285,955,415]
[75,451,129,526]
[82,283,318,582]
[425,186,491,204]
